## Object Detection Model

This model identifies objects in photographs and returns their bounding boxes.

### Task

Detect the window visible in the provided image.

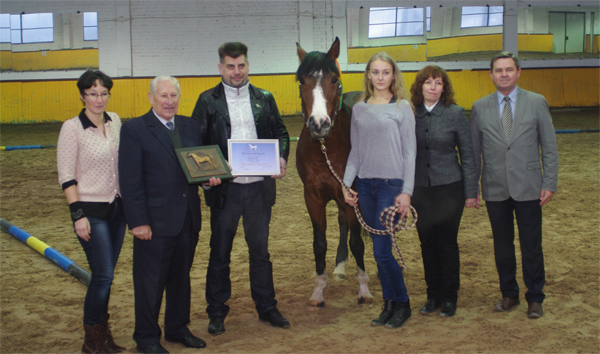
[83,12,98,41]
[426,7,431,32]
[0,14,9,43]
[3,13,53,44]
[369,7,430,39]
[10,14,20,43]
[461,6,503,28]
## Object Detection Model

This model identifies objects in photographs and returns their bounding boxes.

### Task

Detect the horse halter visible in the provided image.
[298,77,343,138]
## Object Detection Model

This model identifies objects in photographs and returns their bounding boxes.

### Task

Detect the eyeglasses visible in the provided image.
[85,93,111,100]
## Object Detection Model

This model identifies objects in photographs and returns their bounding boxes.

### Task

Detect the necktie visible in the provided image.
[501,96,512,141]
[166,121,174,131]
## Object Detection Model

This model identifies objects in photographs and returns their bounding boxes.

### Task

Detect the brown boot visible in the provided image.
[101,314,125,353]
[82,323,111,353]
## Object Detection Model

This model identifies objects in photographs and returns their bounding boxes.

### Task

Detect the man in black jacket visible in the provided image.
[191,42,290,335]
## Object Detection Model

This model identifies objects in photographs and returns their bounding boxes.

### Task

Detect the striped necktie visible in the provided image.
[501,96,512,141]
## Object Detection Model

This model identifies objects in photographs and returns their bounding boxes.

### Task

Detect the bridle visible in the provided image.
[298,74,342,134]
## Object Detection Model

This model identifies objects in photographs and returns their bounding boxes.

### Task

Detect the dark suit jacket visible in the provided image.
[414,102,478,198]
[470,87,558,202]
[119,110,203,236]
[191,82,290,208]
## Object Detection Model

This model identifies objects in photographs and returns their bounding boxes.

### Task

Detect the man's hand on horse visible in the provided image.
[394,193,411,219]
[342,187,358,207]
[271,158,287,179]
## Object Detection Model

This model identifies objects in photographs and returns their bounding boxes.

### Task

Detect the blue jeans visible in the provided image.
[356,178,409,303]
[77,204,126,326]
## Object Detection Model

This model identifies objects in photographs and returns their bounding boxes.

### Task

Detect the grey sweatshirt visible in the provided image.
[343,99,416,195]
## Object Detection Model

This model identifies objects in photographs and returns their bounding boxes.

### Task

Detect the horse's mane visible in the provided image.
[296,51,339,81]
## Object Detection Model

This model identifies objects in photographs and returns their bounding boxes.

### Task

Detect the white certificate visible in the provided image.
[227,139,281,176]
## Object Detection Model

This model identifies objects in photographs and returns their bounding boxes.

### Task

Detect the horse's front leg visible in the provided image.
[304,188,328,307]
[347,204,373,305]
[333,201,349,281]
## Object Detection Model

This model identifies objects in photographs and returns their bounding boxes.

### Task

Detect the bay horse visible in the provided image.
[295,37,372,307]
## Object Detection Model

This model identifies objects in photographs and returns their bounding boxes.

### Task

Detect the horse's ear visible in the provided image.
[297,42,307,62]
[326,37,340,61]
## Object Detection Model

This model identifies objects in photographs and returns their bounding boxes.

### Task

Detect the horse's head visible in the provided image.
[296,37,342,140]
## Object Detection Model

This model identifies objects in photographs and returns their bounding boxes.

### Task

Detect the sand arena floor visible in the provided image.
[1,107,598,353]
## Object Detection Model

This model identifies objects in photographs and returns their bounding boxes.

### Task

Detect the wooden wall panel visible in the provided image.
[348,45,427,63]
[1,51,12,71]
[11,49,98,72]
[1,68,598,123]
[518,34,553,52]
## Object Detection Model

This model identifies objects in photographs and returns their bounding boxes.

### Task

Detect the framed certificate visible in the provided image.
[227,139,281,176]
[175,145,233,184]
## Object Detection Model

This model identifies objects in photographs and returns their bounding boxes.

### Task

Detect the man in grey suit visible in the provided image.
[470,52,558,319]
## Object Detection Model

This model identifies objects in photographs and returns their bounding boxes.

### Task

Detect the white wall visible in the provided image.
[128,1,301,76]
[0,0,598,81]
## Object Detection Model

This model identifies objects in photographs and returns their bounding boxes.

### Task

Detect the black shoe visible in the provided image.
[419,299,442,315]
[371,300,396,326]
[165,334,206,349]
[439,302,457,317]
[208,317,225,335]
[385,301,411,329]
[259,308,290,328]
[137,343,169,354]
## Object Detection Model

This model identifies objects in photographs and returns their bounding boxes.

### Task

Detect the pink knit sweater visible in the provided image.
[57,111,121,203]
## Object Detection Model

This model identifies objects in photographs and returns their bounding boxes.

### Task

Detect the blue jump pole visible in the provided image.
[1,144,56,151]
[555,129,600,134]
[0,218,91,286]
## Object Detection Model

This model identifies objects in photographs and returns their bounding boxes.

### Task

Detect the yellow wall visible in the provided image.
[348,45,427,63]
[585,35,600,53]
[1,67,598,123]
[427,34,503,58]
[517,34,554,52]
[5,49,98,71]
[1,50,12,71]
[350,34,554,62]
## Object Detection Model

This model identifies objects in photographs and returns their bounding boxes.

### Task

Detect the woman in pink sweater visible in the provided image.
[57,70,126,353]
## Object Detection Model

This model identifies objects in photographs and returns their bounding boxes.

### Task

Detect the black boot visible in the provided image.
[371,300,396,326]
[385,300,411,329]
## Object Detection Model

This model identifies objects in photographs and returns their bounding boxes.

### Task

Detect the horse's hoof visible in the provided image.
[308,300,325,308]
[358,297,373,305]
[333,273,346,281]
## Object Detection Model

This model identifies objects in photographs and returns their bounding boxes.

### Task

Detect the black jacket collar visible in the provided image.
[78,108,112,129]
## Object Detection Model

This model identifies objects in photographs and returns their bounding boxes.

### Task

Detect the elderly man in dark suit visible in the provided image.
[119,76,220,354]
[470,52,558,319]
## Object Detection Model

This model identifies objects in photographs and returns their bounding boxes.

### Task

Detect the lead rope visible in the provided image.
[318,139,417,270]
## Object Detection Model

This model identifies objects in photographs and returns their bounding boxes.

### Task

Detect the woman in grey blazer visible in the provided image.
[409,65,478,318]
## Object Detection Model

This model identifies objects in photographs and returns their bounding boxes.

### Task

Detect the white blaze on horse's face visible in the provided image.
[309,70,330,131]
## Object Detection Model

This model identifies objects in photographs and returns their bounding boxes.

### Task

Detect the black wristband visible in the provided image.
[69,201,86,223]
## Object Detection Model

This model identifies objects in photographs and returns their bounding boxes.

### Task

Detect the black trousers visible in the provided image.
[132,210,198,349]
[205,181,277,318]
[486,197,545,303]
[412,180,465,303]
